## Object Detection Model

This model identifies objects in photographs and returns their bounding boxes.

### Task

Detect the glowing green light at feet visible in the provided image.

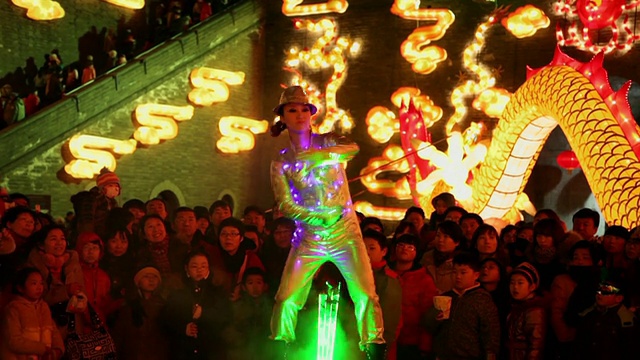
[317,282,341,360]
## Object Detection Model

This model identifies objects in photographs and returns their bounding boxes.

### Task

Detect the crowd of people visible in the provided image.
[0,0,242,131]
[0,169,637,360]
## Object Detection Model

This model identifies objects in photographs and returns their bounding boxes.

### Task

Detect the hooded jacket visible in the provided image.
[1,296,65,360]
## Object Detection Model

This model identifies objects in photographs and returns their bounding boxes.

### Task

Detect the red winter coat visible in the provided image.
[395,265,438,352]
[76,232,113,323]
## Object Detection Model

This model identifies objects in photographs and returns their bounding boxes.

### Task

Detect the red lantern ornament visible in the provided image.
[557,150,581,173]
[576,0,625,30]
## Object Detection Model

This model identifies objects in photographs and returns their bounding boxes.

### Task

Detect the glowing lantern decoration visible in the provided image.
[359,144,412,199]
[217,116,269,154]
[576,0,625,30]
[65,135,137,179]
[501,5,550,39]
[391,1,455,75]
[414,132,487,208]
[553,0,640,54]
[134,104,194,145]
[102,0,144,9]
[469,47,640,229]
[366,107,398,144]
[13,0,64,20]
[557,150,581,173]
[353,201,407,221]
[391,87,443,128]
[282,0,348,16]
[446,15,506,134]
[472,88,512,118]
[189,68,245,106]
[285,18,358,133]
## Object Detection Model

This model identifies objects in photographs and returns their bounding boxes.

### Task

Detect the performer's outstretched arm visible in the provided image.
[296,134,359,165]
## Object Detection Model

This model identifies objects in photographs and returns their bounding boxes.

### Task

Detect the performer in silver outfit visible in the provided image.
[269,86,385,358]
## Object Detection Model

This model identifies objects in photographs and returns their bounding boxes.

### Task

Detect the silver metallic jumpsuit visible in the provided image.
[269,132,385,348]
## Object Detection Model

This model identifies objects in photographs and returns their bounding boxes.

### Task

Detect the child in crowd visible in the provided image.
[1,267,65,360]
[426,252,500,360]
[227,267,272,360]
[162,250,231,359]
[507,262,547,360]
[574,280,638,360]
[390,234,437,360]
[99,227,135,307]
[76,232,113,323]
[113,266,168,360]
[420,221,464,293]
[363,229,402,360]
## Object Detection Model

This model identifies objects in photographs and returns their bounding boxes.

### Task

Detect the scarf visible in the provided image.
[41,251,70,280]
[533,246,556,264]
[147,238,172,275]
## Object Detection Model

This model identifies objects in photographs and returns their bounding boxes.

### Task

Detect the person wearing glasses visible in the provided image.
[268,86,385,359]
[210,217,264,302]
[574,280,638,360]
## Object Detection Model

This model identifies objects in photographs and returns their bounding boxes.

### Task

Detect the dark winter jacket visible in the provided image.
[112,293,169,360]
[507,295,547,360]
[161,278,231,360]
[574,303,638,360]
[426,285,501,360]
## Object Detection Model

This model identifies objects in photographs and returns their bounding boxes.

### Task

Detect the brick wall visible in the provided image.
[1,0,273,218]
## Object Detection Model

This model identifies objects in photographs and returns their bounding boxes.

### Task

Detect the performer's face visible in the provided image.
[281,103,312,134]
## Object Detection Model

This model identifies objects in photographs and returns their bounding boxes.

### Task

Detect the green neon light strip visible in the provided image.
[317,282,341,360]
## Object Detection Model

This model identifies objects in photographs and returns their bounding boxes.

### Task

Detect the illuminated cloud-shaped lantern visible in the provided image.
[501,5,550,39]
[472,88,512,118]
[102,0,145,9]
[13,0,65,20]
[576,0,625,30]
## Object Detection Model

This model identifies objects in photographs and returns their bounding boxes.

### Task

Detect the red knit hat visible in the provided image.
[96,167,120,188]
[75,232,104,261]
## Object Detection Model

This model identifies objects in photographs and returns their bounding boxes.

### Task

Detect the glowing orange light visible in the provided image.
[472,88,512,118]
[286,18,358,133]
[366,106,398,144]
[217,116,269,154]
[102,0,144,9]
[501,5,550,39]
[392,1,455,75]
[12,0,64,20]
[446,16,505,134]
[282,0,348,16]
[553,0,640,54]
[359,144,412,199]
[391,87,443,128]
[353,201,407,221]
[64,135,137,179]
[414,132,487,207]
[134,104,195,145]
[471,48,640,228]
[188,67,245,106]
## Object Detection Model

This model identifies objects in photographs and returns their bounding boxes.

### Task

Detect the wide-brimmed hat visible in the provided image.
[272,86,318,116]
